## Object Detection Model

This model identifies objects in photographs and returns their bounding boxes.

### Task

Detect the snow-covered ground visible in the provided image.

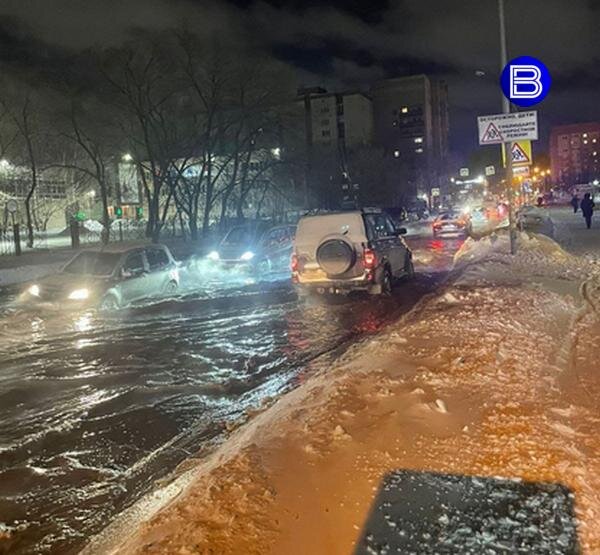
[79,211,600,554]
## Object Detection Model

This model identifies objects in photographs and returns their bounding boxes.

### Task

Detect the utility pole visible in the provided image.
[498,0,517,254]
[302,92,313,210]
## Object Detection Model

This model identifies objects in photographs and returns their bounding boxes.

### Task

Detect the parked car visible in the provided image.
[206,223,296,274]
[292,209,414,296]
[22,244,179,310]
[516,205,554,236]
[432,211,472,237]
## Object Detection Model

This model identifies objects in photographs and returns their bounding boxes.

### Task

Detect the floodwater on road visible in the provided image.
[0,233,463,554]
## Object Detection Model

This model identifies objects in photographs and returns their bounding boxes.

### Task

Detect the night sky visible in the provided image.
[0,0,598,165]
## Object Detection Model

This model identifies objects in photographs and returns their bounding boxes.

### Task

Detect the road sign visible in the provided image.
[502,140,532,168]
[6,199,17,214]
[500,56,551,108]
[513,166,531,177]
[478,111,538,145]
[485,165,495,176]
[459,168,469,177]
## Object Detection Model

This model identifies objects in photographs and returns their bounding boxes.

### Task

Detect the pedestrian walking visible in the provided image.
[571,194,579,213]
[580,193,595,229]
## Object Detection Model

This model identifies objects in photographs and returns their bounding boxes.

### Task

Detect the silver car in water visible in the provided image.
[22,244,180,310]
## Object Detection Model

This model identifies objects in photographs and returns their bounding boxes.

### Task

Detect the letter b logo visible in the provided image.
[501,56,551,107]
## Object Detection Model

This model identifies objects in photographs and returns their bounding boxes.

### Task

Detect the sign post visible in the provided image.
[478,109,538,255]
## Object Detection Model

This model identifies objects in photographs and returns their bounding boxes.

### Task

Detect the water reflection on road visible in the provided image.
[0,233,462,554]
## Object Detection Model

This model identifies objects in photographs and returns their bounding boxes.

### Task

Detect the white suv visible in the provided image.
[292,209,414,295]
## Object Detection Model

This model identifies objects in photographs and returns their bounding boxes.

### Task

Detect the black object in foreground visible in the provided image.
[355,470,579,554]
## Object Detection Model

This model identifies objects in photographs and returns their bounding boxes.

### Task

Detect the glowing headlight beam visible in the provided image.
[240,251,254,261]
[68,288,89,301]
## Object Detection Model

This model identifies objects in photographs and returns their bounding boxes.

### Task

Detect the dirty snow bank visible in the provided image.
[83,232,600,555]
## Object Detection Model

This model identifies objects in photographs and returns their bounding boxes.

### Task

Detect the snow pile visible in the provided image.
[455,231,571,272]
[452,230,597,287]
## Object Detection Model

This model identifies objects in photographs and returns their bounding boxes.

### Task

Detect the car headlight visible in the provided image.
[240,251,254,261]
[28,284,40,297]
[68,288,89,301]
[207,251,220,261]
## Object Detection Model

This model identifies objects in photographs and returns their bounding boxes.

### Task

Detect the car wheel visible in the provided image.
[99,294,119,312]
[404,254,415,280]
[381,266,393,296]
[164,280,178,295]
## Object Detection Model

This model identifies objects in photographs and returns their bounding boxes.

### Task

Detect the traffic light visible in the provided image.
[136,206,143,220]
[114,206,123,219]
[75,211,86,222]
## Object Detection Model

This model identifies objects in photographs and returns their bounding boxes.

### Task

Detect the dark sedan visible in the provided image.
[206,224,296,274]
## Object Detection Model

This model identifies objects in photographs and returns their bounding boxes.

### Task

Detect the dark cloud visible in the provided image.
[0,0,598,160]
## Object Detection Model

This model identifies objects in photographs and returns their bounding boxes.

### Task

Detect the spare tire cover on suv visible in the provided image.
[316,238,356,277]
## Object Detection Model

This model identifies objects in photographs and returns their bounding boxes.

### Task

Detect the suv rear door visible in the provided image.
[364,213,406,277]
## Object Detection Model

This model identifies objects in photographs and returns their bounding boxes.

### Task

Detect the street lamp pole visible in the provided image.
[498,0,517,254]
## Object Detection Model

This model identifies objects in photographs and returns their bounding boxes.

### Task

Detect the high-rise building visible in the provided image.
[298,88,374,151]
[297,88,374,207]
[370,75,449,200]
[549,122,600,186]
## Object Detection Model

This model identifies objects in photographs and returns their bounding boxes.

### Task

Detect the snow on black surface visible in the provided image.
[355,470,579,554]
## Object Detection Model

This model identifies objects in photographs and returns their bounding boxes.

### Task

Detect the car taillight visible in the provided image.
[291,253,299,272]
[363,248,377,269]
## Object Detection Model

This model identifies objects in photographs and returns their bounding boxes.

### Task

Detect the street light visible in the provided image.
[122,153,133,162]
[498,0,517,254]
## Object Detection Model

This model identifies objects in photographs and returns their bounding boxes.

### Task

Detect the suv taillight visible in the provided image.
[291,253,299,272]
[363,248,377,269]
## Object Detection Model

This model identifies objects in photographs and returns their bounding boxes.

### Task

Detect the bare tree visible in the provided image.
[101,37,187,242]
[0,83,49,247]
[173,36,296,237]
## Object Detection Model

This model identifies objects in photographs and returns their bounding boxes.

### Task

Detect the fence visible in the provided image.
[0,220,159,257]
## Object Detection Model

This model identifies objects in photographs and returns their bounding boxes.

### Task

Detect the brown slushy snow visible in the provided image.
[87,233,600,554]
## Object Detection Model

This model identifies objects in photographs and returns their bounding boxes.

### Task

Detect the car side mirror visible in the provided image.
[395,227,408,236]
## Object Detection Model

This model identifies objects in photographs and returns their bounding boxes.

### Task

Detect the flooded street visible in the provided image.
[0,231,463,554]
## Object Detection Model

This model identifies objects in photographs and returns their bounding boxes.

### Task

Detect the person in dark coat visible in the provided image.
[571,194,579,213]
[580,193,595,229]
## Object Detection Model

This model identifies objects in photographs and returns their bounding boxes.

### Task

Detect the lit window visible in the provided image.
[414,137,423,144]
[401,106,408,114]
[393,150,400,158]
[415,148,424,154]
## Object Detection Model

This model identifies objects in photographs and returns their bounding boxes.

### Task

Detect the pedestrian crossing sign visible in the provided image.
[502,140,532,167]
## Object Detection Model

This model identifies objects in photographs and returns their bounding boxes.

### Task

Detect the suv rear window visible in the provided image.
[364,214,395,239]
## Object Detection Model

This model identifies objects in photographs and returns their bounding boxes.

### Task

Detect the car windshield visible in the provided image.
[439,213,457,220]
[223,226,255,245]
[63,252,120,276]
